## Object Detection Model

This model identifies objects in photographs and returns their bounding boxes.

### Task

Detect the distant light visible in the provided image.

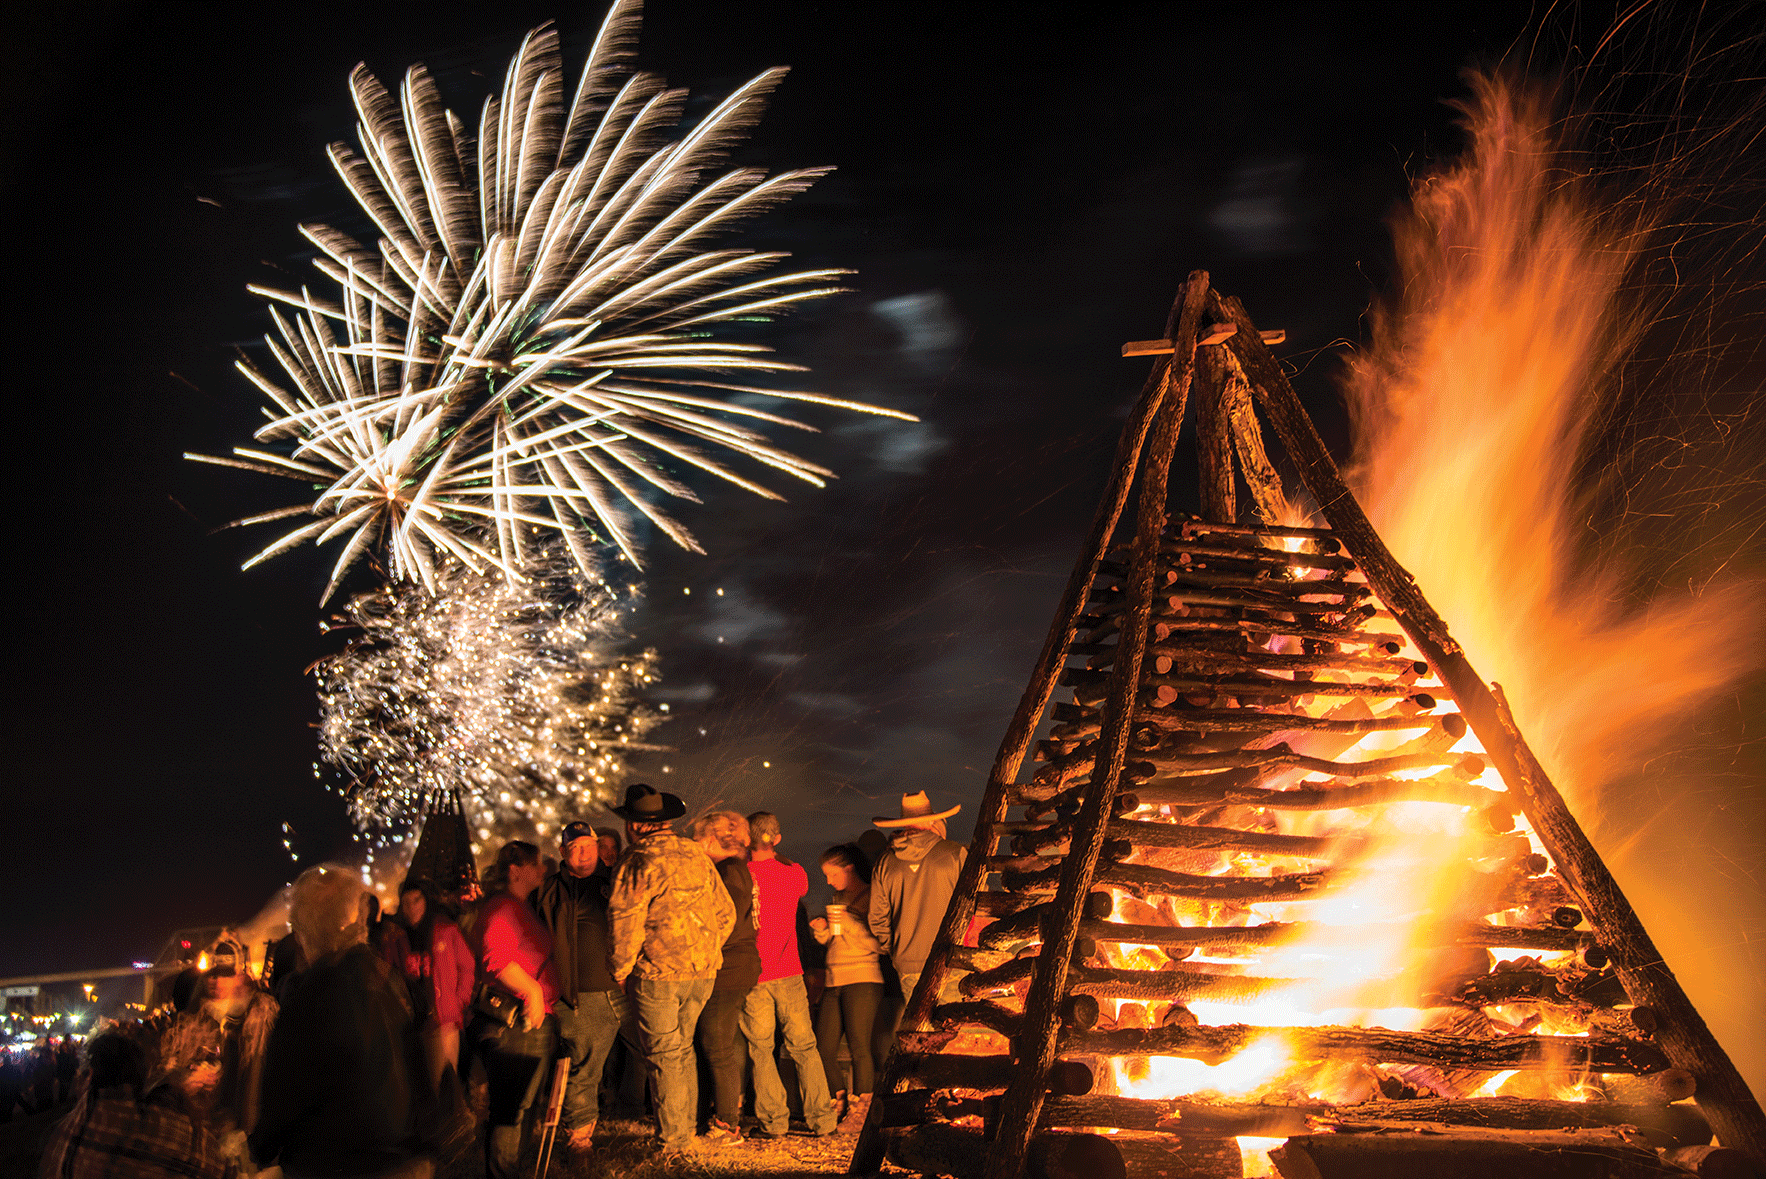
[715,587,724,596]
[683,587,691,595]
[762,761,771,768]
[131,961,152,970]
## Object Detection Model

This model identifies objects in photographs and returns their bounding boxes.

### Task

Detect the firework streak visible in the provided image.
[190,0,914,602]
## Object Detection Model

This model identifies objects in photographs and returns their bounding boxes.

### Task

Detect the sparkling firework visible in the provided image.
[190,0,915,602]
[315,548,664,853]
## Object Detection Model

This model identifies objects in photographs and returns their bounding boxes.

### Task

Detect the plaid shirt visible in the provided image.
[39,1086,233,1179]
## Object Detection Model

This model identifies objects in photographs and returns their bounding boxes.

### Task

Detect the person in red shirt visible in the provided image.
[383,875,475,1095]
[472,840,561,1179]
[739,812,836,1138]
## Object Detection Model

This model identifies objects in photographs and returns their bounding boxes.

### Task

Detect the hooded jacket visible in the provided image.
[868,827,966,976]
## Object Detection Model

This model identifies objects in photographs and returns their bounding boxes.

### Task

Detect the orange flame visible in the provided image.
[1342,73,1766,1096]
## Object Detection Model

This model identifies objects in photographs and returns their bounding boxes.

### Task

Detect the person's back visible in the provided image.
[868,793,968,1003]
[739,812,836,1139]
[250,865,420,1179]
[609,829,732,981]
[39,1031,230,1179]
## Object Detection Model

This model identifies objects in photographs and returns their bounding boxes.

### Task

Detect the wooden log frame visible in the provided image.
[981,272,1213,1179]
[1213,291,1766,1167]
[847,275,1211,1177]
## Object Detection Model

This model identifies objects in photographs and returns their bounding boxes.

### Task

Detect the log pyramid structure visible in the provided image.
[849,273,1765,1179]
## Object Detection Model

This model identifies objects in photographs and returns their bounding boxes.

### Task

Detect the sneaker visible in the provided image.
[748,1125,785,1140]
[701,1118,743,1145]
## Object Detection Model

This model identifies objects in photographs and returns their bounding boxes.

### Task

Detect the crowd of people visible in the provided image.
[35,785,969,1179]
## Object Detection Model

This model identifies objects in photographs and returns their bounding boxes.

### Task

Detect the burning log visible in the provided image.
[1160,571,1373,600]
[1270,1128,1690,1179]
[1144,646,1428,676]
[1141,674,1430,701]
[1139,745,1479,777]
[1075,918,1593,955]
[1148,616,1408,647]
[1160,540,1357,573]
[1061,1024,1671,1073]
[1129,772,1500,810]
[932,1001,1024,1036]
[1018,816,1349,859]
[1602,1069,1697,1104]
[895,1053,1094,1095]
[1132,708,1450,736]
[1001,856,1329,898]
[1094,861,1330,901]
[1065,965,1294,1003]
[1321,1097,1713,1148]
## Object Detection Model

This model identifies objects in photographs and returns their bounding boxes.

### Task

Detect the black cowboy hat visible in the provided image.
[609,782,686,822]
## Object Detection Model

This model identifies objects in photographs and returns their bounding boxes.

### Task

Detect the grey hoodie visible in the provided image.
[868,826,967,975]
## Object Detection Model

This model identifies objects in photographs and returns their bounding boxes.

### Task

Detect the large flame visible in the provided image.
[1341,75,1766,1093]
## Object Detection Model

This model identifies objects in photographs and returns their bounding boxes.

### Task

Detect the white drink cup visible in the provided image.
[826,904,845,937]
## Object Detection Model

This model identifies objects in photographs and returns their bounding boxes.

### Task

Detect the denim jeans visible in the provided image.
[476,1015,556,1179]
[740,975,835,1135]
[695,985,752,1127]
[631,977,714,1150]
[553,989,628,1133]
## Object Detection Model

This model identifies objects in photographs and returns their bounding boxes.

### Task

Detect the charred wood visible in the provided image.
[1133,708,1445,736]
[1066,965,1294,1003]
[1130,773,1500,811]
[1270,1128,1685,1179]
[931,1001,1023,1037]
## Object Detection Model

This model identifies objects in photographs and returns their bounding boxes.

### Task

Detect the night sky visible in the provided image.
[6,0,1762,1091]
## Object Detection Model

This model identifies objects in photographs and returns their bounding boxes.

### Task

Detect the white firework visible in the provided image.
[191,0,914,602]
[316,548,664,849]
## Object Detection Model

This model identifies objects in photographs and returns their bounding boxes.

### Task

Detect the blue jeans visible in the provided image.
[476,1015,556,1179]
[741,975,836,1135]
[631,977,714,1150]
[553,989,629,1133]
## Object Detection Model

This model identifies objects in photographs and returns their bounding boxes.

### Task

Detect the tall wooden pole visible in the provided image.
[1215,291,1766,1171]
[980,272,1212,1179]
[847,273,1208,1177]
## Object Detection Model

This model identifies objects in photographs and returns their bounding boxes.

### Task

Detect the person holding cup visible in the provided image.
[809,844,884,1131]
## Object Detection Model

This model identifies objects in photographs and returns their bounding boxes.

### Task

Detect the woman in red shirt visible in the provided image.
[472,841,561,1179]
[382,875,475,1093]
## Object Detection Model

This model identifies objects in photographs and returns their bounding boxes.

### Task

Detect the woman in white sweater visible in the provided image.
[809,844,885,1129]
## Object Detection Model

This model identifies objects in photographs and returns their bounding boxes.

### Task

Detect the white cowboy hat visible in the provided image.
[872,790,962,828]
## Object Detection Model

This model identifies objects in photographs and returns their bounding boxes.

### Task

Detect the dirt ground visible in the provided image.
[5,1104,905,1179]
[496,1113,891,1179]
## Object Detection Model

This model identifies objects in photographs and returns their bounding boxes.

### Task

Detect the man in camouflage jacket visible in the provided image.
[607,784,736,1153]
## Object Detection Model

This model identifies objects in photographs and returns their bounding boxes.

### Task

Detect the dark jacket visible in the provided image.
[249,943,418,1177]
[712,858,761,993]
[532,869,618,1004]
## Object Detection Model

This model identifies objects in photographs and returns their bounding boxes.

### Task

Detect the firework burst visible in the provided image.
[316,547,663,853]
[191,0,914,602]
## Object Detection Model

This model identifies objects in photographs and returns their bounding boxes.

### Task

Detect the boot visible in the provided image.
[838,1092,871,1134]
[566,1122,596,1156]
